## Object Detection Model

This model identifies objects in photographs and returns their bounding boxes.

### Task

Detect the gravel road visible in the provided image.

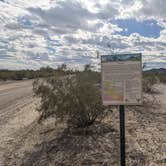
[0,80,33,109]
[0,80,39,166]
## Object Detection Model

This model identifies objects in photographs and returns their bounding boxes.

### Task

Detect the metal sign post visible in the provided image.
[119,105,126,166]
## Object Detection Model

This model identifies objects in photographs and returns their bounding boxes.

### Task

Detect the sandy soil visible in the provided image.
[125,84,166,165]
[0,81,165,166]
[0,80,39,166]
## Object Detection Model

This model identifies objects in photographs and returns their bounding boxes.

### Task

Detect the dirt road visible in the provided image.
[0,80,39,166]
[0,80,33,115]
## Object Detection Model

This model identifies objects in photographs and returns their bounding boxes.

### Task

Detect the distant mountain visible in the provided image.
[147,68,166,72]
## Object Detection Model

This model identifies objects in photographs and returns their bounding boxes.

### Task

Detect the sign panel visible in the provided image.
[101,53,142,105]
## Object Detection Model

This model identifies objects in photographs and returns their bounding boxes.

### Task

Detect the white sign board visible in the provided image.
[101,53,142,105]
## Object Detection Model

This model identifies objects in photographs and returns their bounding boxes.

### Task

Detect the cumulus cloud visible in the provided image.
[0,0,166,70]
[139,0,166,20]
[28,0,96,33]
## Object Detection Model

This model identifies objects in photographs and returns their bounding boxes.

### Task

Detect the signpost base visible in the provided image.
[119,105,126,166]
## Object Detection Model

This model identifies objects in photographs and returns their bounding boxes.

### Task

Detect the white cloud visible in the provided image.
[138,0,166,20]
[0,0,166,70]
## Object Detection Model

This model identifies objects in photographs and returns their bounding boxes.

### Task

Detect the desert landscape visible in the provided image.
[1,1,166,166]
[0,80,165,166]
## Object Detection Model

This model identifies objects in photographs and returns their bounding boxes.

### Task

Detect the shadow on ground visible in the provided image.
[21,122,120,166]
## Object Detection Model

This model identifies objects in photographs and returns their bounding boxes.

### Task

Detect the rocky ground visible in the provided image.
[0,80,165,166]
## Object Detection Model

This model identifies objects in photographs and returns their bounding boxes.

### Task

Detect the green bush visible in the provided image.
[143,73,158,93]
[143,69,166,93]
[33,72,109,128]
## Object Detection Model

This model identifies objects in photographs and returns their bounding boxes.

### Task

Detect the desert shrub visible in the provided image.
[0,72,9,81]
[156,72,166,84]
[0,65,70,81]
[143,74,158,93]
[33,72,109,128]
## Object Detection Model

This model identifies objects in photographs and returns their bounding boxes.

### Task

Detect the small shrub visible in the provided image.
[33,72,109,128]
[143,75,158,93]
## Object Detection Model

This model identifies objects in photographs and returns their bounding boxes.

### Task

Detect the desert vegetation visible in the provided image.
[0,64,72,81]
[33,65,111,128]
[1,64,166,86]
[31,64,166,129]
[144,68,166,83]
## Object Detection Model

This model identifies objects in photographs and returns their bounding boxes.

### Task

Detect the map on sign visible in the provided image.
[101,53,142,105]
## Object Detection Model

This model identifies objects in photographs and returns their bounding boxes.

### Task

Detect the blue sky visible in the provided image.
[112,19,163,38]
[0,0,166,70]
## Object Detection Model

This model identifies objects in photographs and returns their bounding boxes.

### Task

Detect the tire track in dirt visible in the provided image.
[0,80,39,166]
[0,97,39,166]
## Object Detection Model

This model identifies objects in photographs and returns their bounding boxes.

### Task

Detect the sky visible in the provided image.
[0,0,166,70]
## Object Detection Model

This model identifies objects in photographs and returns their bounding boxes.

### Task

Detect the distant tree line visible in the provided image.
[143,68,166,84]
[0,64,74,81]
[1,64,166,85]
[143,68,166,93]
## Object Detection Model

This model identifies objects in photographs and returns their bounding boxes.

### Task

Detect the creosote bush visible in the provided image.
[143,75,158,93]
[33,72,109,128]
